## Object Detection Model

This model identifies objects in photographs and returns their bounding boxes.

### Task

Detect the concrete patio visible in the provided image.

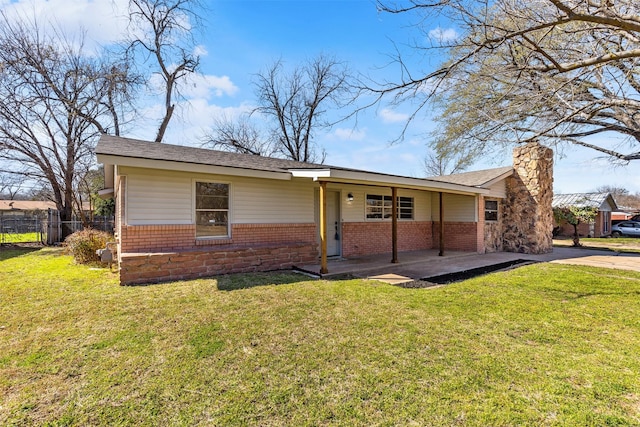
[295,246,640,285]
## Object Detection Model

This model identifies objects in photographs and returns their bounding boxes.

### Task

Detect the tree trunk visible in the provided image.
[572,223,581,247]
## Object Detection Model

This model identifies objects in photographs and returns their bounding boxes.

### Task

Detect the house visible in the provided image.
[96,135,554,285]
[612,211,640,222]
[0,200,56,216]
[0,200,55,238]
[552,193,618,238]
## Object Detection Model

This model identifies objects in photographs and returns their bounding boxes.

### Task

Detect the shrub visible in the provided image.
[64,229,114,264]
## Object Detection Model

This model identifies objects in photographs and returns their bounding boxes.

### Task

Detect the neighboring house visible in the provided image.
[612,211,640,222]
[552,193,618,238]
[0,200,55,237]
[97,135,554,285]
[0,200,56,217]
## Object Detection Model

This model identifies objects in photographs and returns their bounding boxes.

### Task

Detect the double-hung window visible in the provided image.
[484,199,499,221]
[366,194,414,220]
[195,182,229,238]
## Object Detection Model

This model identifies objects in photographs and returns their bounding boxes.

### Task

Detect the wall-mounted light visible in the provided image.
[347,192,354,202]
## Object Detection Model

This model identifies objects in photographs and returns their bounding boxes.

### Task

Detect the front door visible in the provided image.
[325,190,341,257]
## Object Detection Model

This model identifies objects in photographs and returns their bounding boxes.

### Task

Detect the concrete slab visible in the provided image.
[367,273,414,285]
[295,246,640,283]
[549,254,640,272]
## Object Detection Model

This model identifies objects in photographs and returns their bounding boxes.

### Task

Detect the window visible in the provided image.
[195,182,229,238]
[484,200,498,221]
[366,195,414,220]
[602,211,610,233]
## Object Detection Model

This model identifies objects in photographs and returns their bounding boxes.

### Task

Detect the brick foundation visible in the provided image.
[120,243,318,285]
[341,222,433,257]
[117,223,318,284]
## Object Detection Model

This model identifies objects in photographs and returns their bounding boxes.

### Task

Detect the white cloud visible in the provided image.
[179,74,239,99]
[332,128,366,142]
[428,27,458,43]
[379,108,409,124]
[1,0,130,52]
[147,72,239,100]
[129,99,254,144]
[193,44,208,57]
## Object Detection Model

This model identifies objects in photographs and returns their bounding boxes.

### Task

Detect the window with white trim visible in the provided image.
[195,182,229,238]
[366,195,414,220]
[484,199,498,221]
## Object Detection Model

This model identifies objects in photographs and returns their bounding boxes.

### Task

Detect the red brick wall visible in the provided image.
[119,243,318,285]
[477,195,486,254]
[341,222,432,257]
[432,222,478,252]
[120,224,196,252]
[116,223,319,284]
[120,223,317,253]
[556,212,608,238]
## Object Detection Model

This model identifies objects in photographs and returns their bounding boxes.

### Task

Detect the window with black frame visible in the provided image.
[484,199,499,221]
[195,182,229,238]
[366,194,414,220]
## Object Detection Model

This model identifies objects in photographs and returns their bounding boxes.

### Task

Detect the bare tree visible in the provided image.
[0,14,135,237]
[423,149,473,177]
[126,0,203,143]
[0,172,24,199]
[373,0,640,162]
[252,55,351,162]
[204,114,275,156]
[596,185,640,209]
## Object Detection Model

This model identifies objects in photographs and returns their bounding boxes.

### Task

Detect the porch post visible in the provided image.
[319,181,328,274]
[439,192,445,257]
[391,186,398,263]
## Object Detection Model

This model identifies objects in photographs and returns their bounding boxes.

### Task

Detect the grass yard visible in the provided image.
[0,232,43,244]
[554,237,640,253]
[2,248,640,426]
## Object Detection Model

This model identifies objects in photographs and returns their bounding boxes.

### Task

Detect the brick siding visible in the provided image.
[432,222,478,252]
[556,212,608,238]
[120,223,317,253]
[117,223,318,284]
[341,221,432,257]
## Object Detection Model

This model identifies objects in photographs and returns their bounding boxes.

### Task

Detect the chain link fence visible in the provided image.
[0,209,114,245]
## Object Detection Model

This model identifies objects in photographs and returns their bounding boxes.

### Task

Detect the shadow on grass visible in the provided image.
[216,271,314,291]
[0,245,43,261]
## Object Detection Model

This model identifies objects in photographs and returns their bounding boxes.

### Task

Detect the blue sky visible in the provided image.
[2,0,639,194]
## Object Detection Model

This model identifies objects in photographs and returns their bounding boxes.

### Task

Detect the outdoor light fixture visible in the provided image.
[347,193,354,201]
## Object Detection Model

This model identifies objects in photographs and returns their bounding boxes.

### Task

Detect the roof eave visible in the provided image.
[480,169,514,188]
[291,168,490,195]
[96,153,293,181]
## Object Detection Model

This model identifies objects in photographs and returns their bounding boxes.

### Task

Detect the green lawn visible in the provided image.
[2,248,640,426]
[0,232,42,244]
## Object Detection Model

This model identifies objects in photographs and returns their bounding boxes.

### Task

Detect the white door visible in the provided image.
[325,191,341,257]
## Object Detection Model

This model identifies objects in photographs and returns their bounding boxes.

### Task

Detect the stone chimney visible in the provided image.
[502,142,554,254]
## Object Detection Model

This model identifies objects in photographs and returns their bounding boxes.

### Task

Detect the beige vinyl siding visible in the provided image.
[431,193,476,222]
[232,177,314,223]
[123,168,192,225]
[334,184,432,222]
[119,167,315,225]
[486,180,507,199]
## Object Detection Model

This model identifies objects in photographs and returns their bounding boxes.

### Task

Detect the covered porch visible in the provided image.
[294,249,538,284]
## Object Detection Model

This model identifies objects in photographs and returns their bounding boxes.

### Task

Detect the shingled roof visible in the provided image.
[425,166,514,187]
[96,135,511,195]
[96,134,339,174]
